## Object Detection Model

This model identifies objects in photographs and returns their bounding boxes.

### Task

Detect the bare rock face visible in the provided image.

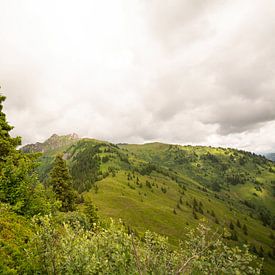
[21,133,80,153]
[71,133,79,139]
[21,142,44,153]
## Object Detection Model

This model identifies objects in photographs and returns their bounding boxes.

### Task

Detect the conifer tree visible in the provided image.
[250,245,258,254]
[243,224,248,235]
[49,154,76,212]
[84,198,99,227]
[0,94,21,162]
[0,93,57,215]
[229,221,234,230]
[231,231,238,241]
[258,246,264,257]
[236,219,241,228]
[0,94,32,212]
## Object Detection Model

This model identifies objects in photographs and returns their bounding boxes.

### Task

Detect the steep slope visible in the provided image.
[23,135,275,273]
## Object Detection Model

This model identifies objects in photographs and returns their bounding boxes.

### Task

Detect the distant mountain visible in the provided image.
[22,134,275,273]
[265,153,275,162]
[21,133,79,153]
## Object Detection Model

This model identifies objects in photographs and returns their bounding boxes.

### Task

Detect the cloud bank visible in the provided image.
[0,0,274,152]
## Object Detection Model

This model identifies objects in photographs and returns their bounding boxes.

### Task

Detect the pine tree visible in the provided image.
[84,199,99,227]
[250,245,258,254]
[231,231,238,241]
[229,221,234,230]
[243,224,248,235]
[198,206,204,214]
[258,246,264,257]
[0,93,57,215]
[268,251,274,259]
[0,94,32,211]
[49,154,76,212]
[0,95,21,161]
[236,219,241,228]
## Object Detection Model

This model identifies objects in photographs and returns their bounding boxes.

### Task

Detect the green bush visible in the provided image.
[24,217,262,274]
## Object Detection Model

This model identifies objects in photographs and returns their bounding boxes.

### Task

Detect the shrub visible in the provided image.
[25,217,262,274]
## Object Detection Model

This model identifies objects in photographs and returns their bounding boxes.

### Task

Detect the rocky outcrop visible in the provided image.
[21,133,80,153]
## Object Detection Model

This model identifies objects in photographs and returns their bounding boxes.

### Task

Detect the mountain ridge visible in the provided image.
[22,133,271,161]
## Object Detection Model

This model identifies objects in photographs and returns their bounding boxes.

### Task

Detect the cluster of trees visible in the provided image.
[0,95,59,216]
[242,200,275,229]
[0,94,80,215]
[225,170,247,185]
[227,219,248,241]
[0,94,79,271]
[70,143,101,192]
[201,153,220,164]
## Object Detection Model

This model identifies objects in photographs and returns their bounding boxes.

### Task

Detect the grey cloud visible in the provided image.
[143,0,219,49]
[139,0,275,140]
[203,97,275,134]
[0,0,275,152]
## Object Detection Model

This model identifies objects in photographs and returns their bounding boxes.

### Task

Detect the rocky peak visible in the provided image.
[69,133,79,139]
[21,133,80,153]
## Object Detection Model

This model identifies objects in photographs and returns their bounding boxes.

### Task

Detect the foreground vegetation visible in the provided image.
[0,203,262,274]
[0,93,272,273]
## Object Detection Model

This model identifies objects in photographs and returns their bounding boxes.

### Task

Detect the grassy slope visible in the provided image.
[31,137,275,273]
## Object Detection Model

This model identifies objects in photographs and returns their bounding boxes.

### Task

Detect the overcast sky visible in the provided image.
[1,0,275,152]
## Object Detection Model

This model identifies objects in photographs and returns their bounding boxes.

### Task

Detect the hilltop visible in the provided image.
[22,134,275,273]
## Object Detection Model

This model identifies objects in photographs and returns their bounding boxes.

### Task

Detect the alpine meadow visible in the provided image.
[1,0,275,274]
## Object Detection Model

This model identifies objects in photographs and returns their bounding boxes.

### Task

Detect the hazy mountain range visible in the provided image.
[265,153,275,162]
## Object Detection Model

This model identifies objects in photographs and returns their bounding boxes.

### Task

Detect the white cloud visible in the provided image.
[1,0,275,153]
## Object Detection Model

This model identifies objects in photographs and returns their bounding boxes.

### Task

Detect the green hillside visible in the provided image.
[23,135,275,274]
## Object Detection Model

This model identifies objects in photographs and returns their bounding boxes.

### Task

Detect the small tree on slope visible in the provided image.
[49,154,76,212]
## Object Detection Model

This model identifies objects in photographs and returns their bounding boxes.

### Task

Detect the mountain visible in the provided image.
[266,153,275,162]
[21,133,79,153]
[22,134,275,273]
